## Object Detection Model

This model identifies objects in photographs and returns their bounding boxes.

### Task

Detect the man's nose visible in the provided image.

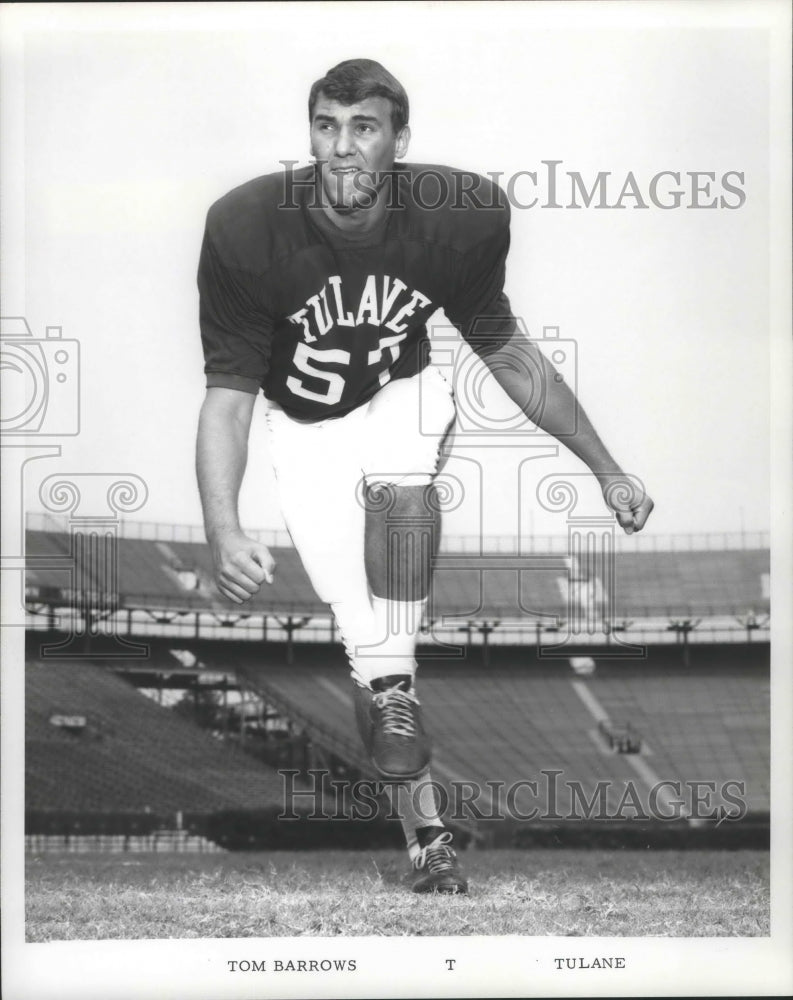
[334,126,356,157]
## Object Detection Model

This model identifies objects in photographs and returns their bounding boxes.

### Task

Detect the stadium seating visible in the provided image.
[23,636,769,827]
[611,549,769,616]
[23,525,771,832]
[229,643,372,772]
[587,657,769,813]
[26,659,284,814]
[25,530,770,618]
[216,641,770,820]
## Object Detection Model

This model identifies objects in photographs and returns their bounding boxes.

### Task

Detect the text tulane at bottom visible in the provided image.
[554,956,626,970]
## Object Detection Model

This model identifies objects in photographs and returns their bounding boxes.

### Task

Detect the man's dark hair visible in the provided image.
[308,58,409,134]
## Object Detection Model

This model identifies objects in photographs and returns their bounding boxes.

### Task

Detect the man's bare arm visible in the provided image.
[196,387,275,602]
[480,329,654,533]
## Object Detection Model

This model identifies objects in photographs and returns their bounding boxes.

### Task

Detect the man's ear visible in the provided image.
[395,125,411,159]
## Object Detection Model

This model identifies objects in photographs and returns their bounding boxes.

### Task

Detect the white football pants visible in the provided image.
[265,365,456,682]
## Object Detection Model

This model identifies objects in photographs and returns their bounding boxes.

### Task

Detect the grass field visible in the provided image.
[26,848,769,940]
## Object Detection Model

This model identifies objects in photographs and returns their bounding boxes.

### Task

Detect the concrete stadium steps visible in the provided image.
[26,659,284,813]
[26,530,770,618]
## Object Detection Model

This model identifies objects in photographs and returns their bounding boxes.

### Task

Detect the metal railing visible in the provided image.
[25,831,223,853]
[24,606,769,647]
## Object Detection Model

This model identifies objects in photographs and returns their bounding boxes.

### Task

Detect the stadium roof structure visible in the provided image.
[24,519,770,621]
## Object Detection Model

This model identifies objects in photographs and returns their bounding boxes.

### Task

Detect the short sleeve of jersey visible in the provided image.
[444,204,516,357]
[197,224,274,395]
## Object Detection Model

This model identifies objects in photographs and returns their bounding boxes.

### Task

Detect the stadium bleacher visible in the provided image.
[26,659,284,814]
[25,529,770,619]
[611,549,769,616]
[221,640,770,820]
[588,654,770,813]
[25,529,327,614]
[23,523,771,843]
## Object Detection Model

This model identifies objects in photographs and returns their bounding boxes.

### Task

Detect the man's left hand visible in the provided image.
[597,472,654,535]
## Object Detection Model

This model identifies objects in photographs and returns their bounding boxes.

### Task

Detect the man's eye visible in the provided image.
[356,125,373,134]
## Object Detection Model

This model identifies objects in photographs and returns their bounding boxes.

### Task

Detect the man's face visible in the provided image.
[310,94,409,212]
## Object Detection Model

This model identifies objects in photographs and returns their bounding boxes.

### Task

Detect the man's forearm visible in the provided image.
[196,396,251,543]
[482,331,622,476]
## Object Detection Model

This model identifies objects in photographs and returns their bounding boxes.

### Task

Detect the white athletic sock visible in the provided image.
[331,596,425,686]
[365,595,425,684]
[383,768,444,862]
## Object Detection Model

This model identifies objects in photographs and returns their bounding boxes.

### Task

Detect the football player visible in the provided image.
[196,59,654,893]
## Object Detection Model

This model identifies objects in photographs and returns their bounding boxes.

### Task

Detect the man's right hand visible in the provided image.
[209,529,276,604]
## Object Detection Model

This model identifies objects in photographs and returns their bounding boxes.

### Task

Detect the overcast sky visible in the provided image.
[5,2,784,541]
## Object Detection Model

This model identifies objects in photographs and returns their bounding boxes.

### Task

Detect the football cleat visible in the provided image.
[411,831,469,894]
[354,675,431,779]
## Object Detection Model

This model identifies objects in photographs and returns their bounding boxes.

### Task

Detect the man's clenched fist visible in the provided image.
[209,529,276,604]
[597,472,654,535]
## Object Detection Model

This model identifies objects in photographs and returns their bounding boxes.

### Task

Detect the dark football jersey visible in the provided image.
[198,162,516,420]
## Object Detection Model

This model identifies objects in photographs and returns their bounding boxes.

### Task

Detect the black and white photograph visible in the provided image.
[1,1,791,997]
